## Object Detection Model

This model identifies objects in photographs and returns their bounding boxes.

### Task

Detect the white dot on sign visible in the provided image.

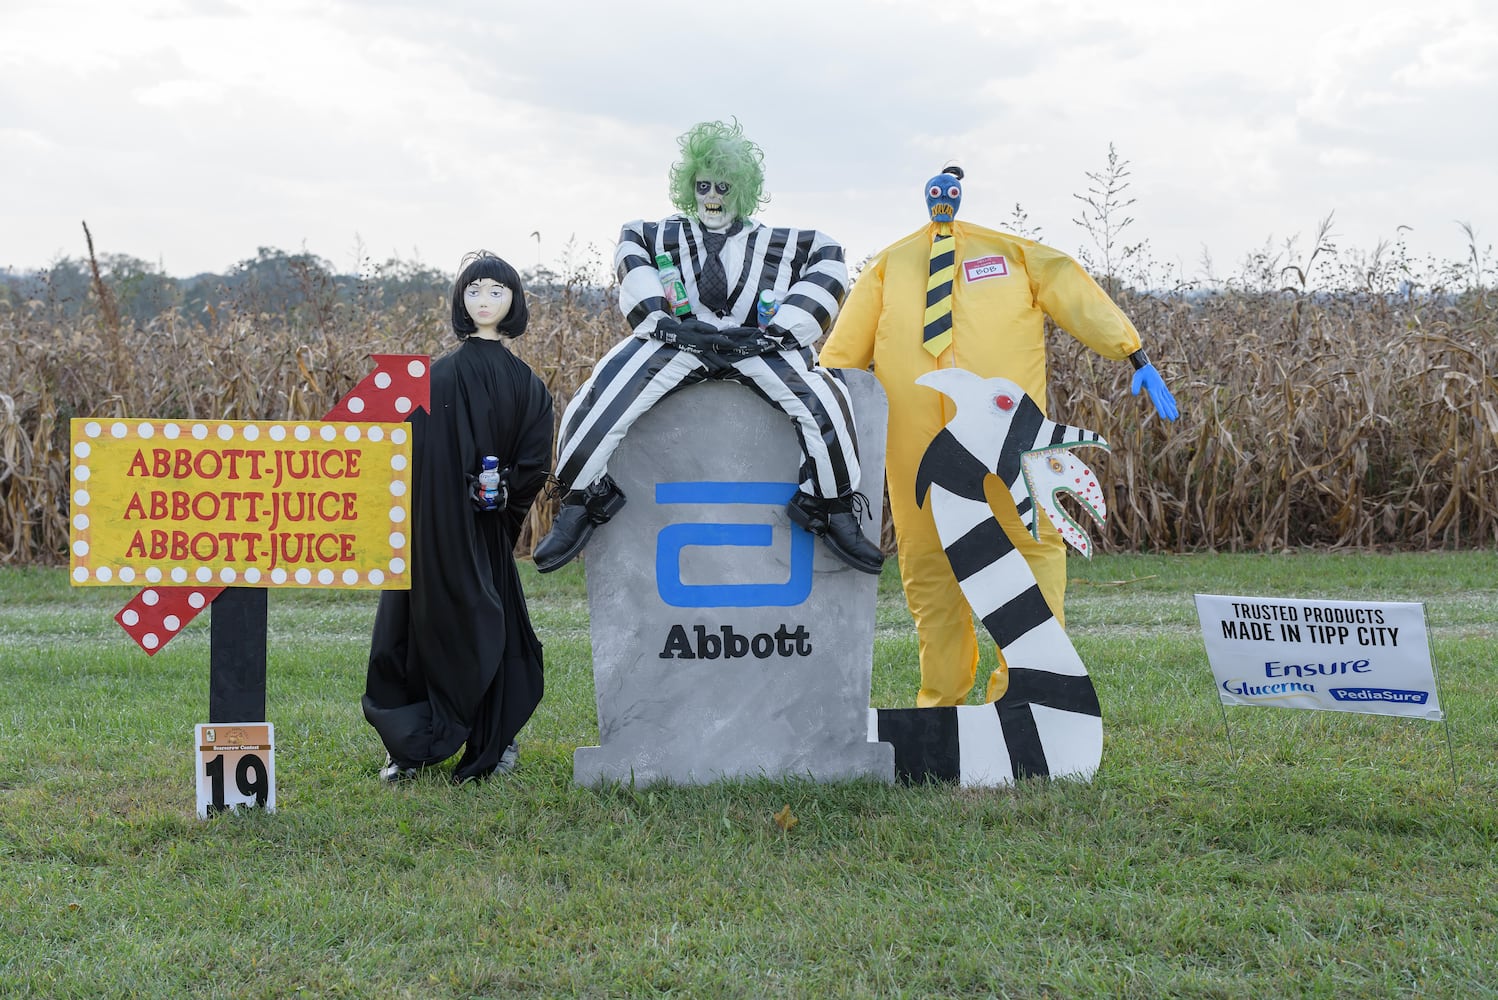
[348,396,367,414]
[171,567,187,583]
[389,506,406,523]
[389,531,405,548]
[111,422,127,438]
[320,425,336,442]
[375,372,392,389]
[342,569,359,585]
[295,569,312,585]
[164,615,181,632]
[295,425,312,441]
[217,424,234,441]
[145,567,162,583]
[318,569,334,585]
[73,513,89,530]
[390,454,406,471]
[143,589,160,606]
[390,481,406,497]
[389,558,406,575]
[271,568,288,584]
[192,424,208,440]
[74,465,91,482]
[195,567,212,582]
[72,540,89,556]
[72,567,88,583]
[270,425,287,441]
[395,396,412,413]
[74,441,91,458]
[84,421,101,438]
[137,422,154,439]
[118,567,135,583]
[368,427,384,442]
[220,568,237,584]
[368,569,385,586]
[143,633,160,650]
[391,428,407,445]
[345,426,361,442]
[243,425,260,441]
[189,591,207,609]
[243,568,261,584]
[95,567,112,582]
[407,359,426,378]
[164,423,181,440]
[73,489,90,507]
[121,609,139,626]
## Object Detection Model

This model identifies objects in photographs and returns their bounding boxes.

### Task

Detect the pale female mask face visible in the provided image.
[695,177,734,231]
[464,278,512,334]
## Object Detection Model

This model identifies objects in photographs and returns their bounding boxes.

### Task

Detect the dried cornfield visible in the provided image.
[2,270,1495,565]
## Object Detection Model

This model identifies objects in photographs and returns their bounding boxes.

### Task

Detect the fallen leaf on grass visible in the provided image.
[772,804,798,832]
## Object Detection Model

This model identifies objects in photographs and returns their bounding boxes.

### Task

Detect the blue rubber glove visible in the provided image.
[1131,363,1178,421]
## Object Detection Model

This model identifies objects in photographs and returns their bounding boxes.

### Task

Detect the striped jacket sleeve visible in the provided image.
[614,219,672,339]
[767,227,849,349]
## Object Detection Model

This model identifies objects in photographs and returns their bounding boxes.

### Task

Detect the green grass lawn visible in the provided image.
[2,551,1495,998]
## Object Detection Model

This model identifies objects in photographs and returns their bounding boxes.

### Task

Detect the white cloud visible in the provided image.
[2,0,1493,280]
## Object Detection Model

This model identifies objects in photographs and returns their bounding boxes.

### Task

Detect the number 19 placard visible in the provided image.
[195,723,276,818]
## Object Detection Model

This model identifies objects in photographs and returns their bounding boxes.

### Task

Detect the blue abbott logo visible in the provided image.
[655,481,813,608]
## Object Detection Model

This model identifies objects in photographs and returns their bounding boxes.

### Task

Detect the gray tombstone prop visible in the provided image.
[572,369,895,786]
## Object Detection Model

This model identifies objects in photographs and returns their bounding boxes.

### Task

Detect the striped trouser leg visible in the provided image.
[555,337,708,489]
[727,347,861,498]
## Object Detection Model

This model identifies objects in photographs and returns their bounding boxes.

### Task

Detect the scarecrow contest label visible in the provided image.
[69,418,412,589]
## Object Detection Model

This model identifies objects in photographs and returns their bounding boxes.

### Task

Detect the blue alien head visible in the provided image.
[925,167,963,224]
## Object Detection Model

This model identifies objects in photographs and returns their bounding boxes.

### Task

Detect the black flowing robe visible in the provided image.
[362,336,554,781]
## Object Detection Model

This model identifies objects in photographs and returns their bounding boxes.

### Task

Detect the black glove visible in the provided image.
[466,469,508,512]
[653,316,747,355]
[717,325,788,357]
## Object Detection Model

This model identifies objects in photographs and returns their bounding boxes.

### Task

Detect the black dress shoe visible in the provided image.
[532,503,597,573]
[532,475,627,573]
[786,492,885,575]
[823,508,885,574]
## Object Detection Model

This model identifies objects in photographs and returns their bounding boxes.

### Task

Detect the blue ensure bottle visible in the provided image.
[478,456,501,507]
[756,289,779,328]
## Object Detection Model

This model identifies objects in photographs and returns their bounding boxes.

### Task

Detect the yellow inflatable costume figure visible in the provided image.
[821,167,1178,706]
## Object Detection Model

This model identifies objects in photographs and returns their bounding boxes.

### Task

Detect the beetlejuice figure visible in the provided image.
[532,119,883,575]
[821,166,1179,708]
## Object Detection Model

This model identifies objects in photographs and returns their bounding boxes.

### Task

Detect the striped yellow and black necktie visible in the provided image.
[923,223,955,357]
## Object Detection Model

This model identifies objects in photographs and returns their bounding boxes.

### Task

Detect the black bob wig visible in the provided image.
[450,251,529,339]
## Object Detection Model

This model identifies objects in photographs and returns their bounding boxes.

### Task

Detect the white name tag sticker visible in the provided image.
[195,723,277,818]
[961,255,1009,282]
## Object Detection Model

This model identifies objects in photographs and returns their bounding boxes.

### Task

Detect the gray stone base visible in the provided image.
[572,370,894,787]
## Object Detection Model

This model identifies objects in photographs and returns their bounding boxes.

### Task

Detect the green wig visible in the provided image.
[668,119,768,222]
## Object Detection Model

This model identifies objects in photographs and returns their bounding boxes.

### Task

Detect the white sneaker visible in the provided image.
[379,755,419,782]
[496,742,519,775]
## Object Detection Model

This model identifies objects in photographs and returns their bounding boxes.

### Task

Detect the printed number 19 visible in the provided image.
[204,752,269,812]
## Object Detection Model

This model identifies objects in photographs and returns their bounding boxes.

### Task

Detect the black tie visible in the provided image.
[697,230,729,315]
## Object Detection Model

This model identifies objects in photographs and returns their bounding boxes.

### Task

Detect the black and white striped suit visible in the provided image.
[555,215,863,498]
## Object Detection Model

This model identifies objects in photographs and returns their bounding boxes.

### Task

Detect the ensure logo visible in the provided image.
[962,255,1009,282]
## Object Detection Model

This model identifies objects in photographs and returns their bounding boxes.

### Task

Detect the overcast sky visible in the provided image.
[4,0,1494,287]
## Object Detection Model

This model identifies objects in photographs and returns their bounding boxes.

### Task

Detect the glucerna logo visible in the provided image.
[655,481,813,608]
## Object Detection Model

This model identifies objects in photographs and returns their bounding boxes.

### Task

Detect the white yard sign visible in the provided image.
[1195,594,1443,721]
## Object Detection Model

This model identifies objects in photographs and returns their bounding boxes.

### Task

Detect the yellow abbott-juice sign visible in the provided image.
[70,418,412,589]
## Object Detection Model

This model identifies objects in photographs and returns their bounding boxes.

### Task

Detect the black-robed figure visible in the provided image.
[363,252,554,783]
